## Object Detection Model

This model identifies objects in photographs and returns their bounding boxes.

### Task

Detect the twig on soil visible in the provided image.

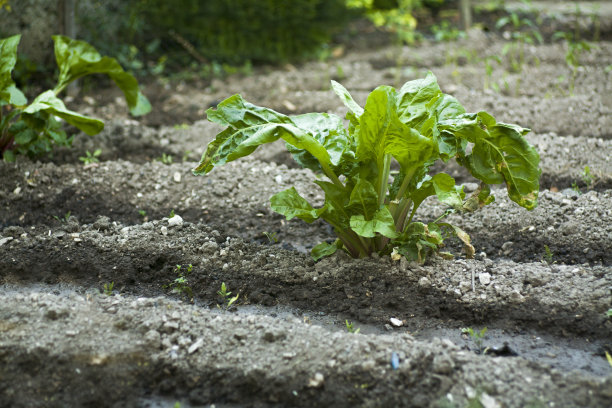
[168,30,208,65]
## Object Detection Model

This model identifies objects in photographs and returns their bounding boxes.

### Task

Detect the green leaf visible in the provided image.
[23,90,104,135]
[315,180,351,229]
[287,112,355,174]
[350,206,398,238]
[311,240,341,261]
[0,35,27,105]
[270,187,325,223]
[346,177,379,220]
[410,173,464,212]
[439,112,541,210]
[331,80,364,118]
[52,35,151,116]
[194,95,334,176]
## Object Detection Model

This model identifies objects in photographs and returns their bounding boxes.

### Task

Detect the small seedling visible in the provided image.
[156,153,173,165]
[173,123,190,130]
[217,282,239,310]
[79,149,101,165]
[345,319,360,334]
[263,231,278,244]
[164,264,193,299]
[103,281,115,296]
[53,210,71,223]
[542,245,554,264]
[169,209,175,218]
[581,166,593,187]
[138,209,147,218]
[462,327,487,353]
[606,309,611,318]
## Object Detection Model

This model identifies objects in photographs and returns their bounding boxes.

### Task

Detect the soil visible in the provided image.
[1,3,612,408]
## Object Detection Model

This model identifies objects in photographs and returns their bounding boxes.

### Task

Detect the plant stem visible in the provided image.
[321,162,345,191]
[378,154,392,207]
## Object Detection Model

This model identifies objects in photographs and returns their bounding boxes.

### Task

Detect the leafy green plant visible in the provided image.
[495,2,543,78]
[217,282,239,310]
[483,55,502,92]
[79,149,101,165]
[194,72,541,262]
[103,281,115,296]
[0,35,150,161]
[431,21,465,42]
[347,0,418,45]
[552,31,595,96]
[164,264,193,299]
[462,327,487,353]
[345,319,360,334]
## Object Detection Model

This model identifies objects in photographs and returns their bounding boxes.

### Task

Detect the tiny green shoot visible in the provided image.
[138,209,147,218]
[79,149,101,165]
[103,281,115,296]
[53,210,71,223]
[169,209,175,218]
[542,245,554,264]
[156,153,173,165]
[164,264,193,300]
[345,319,360,334]
[217,282,239,310]
[462,327,487,353]
[263,231,278,244]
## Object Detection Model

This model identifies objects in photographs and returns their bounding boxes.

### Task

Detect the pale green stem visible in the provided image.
[378,154,391,207]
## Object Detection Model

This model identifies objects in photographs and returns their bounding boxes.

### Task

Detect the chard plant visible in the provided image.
[194,72,540,262]
[0,35,150,161]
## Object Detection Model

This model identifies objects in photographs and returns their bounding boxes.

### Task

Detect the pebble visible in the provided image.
[168,214,183,227]
[509,290,525,303]
[390,317,403,327]
[418,277,431,287]
[160,226,168,236]
[188,338,204,354]
[479,273,491,285]
[308,372,325,388]
[173,172,181,183]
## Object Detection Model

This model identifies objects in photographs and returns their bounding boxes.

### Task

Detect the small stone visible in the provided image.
[168,215,183,227]
[308,372,324,388]
[188,338,204,354]
[173,172,181,183]
[390,317,403,327]
[509,290,524,303]
[418,277,431,287]
[480,393,501,408]
[0,237,13,247]
[479,272,491,285]
[160,226,168,236]
[459,281,471,293]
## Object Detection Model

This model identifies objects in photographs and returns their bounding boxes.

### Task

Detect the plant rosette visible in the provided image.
[0,35,150,161]
[194,72,540,262]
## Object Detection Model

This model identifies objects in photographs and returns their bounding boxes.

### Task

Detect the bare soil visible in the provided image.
[1,4,611,408]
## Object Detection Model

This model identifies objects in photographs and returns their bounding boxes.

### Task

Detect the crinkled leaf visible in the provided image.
[23,90,104,135]
[410,173,464,212]
[52,35,151,116]
[395,222,442,263]
[311,240,341,261]
[270,187,326,223]
[462,183,495,212]
[439,111,540,210]
[194,95,333,175]
[350,206,398,238]
[439,222,475,259]
[0,35,27,105]
[287,112,355,174]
